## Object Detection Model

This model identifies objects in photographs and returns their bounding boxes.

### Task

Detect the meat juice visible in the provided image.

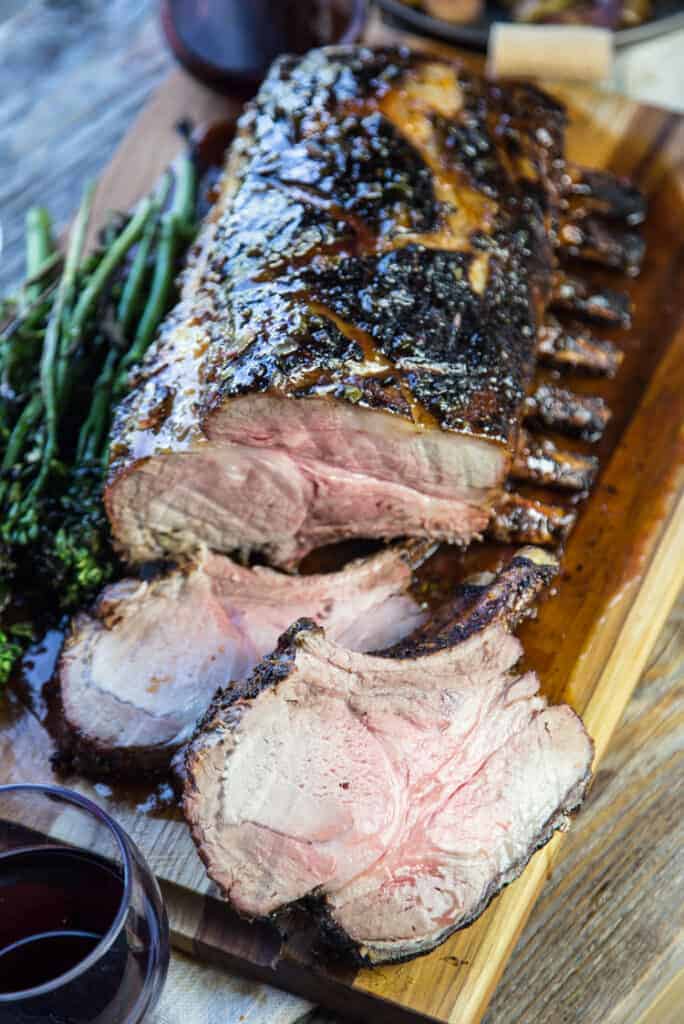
[0,846,145,1023]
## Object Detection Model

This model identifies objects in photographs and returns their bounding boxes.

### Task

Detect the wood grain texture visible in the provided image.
[485,596,684,1024]
[1,6,683,1024]
[0,0,170,293]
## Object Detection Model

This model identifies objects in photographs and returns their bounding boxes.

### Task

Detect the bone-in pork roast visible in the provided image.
[184,550,594,963]
[56,543,428,776]
[107,47,572,568]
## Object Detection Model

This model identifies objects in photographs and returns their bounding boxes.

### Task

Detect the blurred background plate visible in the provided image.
[376,0,684,50]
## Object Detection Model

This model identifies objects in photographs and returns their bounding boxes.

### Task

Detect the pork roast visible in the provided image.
[56,543,428,776]
[106,47,568,568]
[183,549,593,963]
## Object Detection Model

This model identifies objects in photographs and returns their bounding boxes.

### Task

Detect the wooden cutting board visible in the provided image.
[2,24,684,1024]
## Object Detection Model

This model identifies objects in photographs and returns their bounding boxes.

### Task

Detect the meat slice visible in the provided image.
[184,550,593,964]
[105,48,570,568]
[55,543,429,777]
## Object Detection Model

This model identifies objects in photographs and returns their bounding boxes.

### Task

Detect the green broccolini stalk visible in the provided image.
[24,207,54,304]
[116,154,197,386]
[0,144,199,692]
[29,183,96,513]
[117,173,172,336]
[67,196,153,354]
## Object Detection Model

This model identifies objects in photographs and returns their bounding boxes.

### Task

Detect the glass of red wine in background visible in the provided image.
[0,784,169,1023]
[161,0,368,93]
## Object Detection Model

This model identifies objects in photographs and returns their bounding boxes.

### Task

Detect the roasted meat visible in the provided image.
[184,549,593,964]
[55,543,429,777]
[106,47,576,568]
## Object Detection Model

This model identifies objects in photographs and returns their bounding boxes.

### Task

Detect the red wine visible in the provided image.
[0,846,148,1022]
[161,0,365,94]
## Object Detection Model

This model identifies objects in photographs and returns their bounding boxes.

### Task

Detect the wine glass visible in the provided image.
[161,0,369,94]
[0,783,169,1023]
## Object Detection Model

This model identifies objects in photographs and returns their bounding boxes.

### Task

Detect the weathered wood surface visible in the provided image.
[0,0,171,293]
[1,4,683,1023]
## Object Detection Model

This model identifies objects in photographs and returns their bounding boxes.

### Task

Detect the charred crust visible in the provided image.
[48,675,174,781]
[384,548,558,657]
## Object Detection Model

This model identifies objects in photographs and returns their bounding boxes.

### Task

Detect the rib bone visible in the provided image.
[524,384,611,442]
[512,430,598,491]
[389,547,559,657]
[489,493,576,546]
[537,318,623,376]
[563,165,646,226]
[551,273,631,327]
[557,216,644,276]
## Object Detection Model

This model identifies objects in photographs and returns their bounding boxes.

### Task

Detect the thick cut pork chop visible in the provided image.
[56,544,428,776]
[106,47,566,568]
[184,550,593,963]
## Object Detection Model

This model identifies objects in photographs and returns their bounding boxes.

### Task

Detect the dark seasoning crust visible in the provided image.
[108,46,567,475]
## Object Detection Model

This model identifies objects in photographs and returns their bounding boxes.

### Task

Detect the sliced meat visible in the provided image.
[55,543,430,777]
[537,318,623,376]
[511,430,599,491]
[105,48,571,568]
[183,550,593,964]
[524,384,611,442]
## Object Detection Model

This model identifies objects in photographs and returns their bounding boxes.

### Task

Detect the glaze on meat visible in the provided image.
[106,47,570,568]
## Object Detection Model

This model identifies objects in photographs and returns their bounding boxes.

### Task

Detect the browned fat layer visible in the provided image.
[379,67,498,252]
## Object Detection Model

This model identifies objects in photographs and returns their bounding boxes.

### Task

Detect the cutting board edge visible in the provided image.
[445,487,684,1023]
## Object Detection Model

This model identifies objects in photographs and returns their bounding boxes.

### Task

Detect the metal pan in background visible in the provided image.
[376,0,684,50]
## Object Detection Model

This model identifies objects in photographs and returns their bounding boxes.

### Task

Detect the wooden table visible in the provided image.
[1,4,682,1022]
